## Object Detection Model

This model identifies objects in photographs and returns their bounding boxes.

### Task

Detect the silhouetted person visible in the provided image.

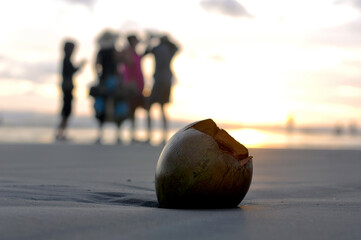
[56,40,85,141]
[120,34,145,143]
[286,114,295,133]
[93,31,128,143]
[144,34,179,144]
[348,120,358,135]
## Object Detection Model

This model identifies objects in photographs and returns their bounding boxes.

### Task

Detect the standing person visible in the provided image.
[144,34,179,144]
[92,30,128,143]
[56,40,85,141]
[120,34,145,143]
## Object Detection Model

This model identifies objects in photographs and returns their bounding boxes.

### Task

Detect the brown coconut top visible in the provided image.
[187,119,251,165]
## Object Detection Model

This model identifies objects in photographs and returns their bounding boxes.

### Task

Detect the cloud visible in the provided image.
[59,0,96,7]
[296,1,361,49]
[0,55,58,83]
[199,0,252,18]
[351,0,361,8]
[335,0,361,10]
[286,67,361,109]
[303,18,361,49]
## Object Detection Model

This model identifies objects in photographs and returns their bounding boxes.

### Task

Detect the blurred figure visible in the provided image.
[120,34,145,143]
[91,30,129,143]
[286,114,295,133]
[348,120,358,135]
[56,40,86,141]
[144,34,179,144]
[334,122,344,135]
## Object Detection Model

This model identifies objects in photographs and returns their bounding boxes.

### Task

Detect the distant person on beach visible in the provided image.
[143,33,179,144]
[91,31,129,143]
[120,34,145,143]
[56,40,85,141]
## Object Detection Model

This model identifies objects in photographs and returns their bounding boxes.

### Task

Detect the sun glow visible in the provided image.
[230,128,267,148]
[1,0,361,127]
[0,80,34,96]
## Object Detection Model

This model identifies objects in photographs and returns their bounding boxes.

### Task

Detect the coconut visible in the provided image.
[155,119,253,208]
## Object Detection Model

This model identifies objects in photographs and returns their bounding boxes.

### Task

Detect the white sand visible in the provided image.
[0,144,361,240]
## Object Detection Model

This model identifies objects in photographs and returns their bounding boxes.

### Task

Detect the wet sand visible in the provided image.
[0,143,360,240]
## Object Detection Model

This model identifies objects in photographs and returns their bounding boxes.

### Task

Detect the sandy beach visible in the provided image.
[1,143,360,240]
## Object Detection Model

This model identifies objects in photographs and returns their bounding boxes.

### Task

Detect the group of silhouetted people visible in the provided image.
[56,30,179,145]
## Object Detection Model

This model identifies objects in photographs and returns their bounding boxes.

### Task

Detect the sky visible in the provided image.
[0,0,361,127]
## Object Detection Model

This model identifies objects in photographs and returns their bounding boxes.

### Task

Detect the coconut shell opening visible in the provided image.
[187,119,251,164]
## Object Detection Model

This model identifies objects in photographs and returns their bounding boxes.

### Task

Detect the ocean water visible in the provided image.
[230,127,361,149]
[1,123,360,149]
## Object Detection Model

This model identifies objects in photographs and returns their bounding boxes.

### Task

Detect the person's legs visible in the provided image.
[94,96,107,144]
[95,120,104,144]
[116,125,121,144]
[56,91,72,140]
[115,119,125,144]
[145,99,152,143]
[146,112,151,143]
[130,94,146,143]
[56,117,67,140]
[160,103,168,143]
[130,108,136,142]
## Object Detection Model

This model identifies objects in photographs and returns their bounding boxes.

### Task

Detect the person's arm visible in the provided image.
[63,58,78,77]
[143,46,152,57]
[169,41,179,56]
[78,60,86,70]
[143,32,155,57]
[95,51,102,77]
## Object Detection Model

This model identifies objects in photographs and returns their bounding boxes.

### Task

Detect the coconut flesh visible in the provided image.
[155,119,253,209]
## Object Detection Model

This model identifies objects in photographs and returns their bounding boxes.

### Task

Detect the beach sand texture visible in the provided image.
[1,144,361,240]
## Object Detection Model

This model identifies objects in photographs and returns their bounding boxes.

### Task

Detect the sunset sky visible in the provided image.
[1,0,361,127]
